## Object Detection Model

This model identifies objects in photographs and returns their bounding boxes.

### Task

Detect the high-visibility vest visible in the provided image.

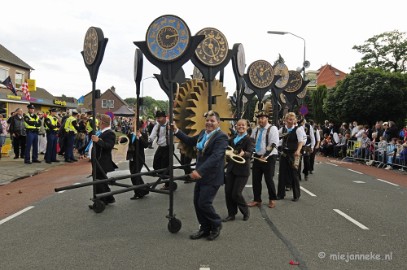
[45,115,59,132]
[86,117,99,133]
[24,113,39,130]
[64,116,77,134]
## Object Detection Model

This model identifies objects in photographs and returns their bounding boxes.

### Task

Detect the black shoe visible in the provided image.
[190,229,210,240]
[71,159,78,162]
[130,194,145,200]
[243,213,250,221]
[276,196,285,200]
[309,171,313,174]
[13,156,19,159]
[304,175,309,181]
[65,160,73,163]
[207,225,222,241]
[104,198,116,205]
[24,161,32,164]
[32,160,41,163]
[292,198,299,202]
[46,161,52,164]
[222,216,235,222]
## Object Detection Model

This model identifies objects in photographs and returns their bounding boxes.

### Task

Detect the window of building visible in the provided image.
[15,72,24,89]
[0,66,9,82]
[101,99,115,109]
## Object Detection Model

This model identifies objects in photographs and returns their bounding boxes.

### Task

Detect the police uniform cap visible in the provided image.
[255,111,269,118]
[27,104,35,109]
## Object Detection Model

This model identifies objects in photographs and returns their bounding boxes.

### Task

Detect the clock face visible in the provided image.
[83,27,100,65]
[195,27,228,66]
[248,60,274,89]
[236,43,245,76]
[146,15,190,62]
[273,63,289,88]
[284,71,303,92]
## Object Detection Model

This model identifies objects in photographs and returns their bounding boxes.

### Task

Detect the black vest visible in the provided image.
[282,126,299,151]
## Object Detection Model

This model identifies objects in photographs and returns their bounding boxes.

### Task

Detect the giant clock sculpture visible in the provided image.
[146,15,191,62]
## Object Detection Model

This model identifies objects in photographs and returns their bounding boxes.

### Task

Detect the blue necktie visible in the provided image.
[132,133,136,143]
[255,128,264,153]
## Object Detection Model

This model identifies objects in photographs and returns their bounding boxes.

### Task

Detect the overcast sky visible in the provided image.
[1,0,405,101]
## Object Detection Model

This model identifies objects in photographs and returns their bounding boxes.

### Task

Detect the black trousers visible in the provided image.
[302,153,311,176]
[224,171,249,217]
[278,152,301,199]
[251,155,277,202]
[194,182,221,232]
[129,159,149,197]
[12,135,26,158]
[153,145,171,186]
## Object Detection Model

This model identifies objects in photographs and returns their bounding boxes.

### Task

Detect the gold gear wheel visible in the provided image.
[174,79,232,158]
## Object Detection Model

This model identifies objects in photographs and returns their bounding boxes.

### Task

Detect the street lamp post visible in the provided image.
[267,31,307,78]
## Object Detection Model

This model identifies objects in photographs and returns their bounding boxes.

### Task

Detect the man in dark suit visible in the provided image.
[173,110,228,241]
[90,114,117,207]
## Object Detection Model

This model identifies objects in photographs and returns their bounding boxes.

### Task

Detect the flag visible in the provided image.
[77,95,84,105]
[21,82,30,100]
[1,76,17,95]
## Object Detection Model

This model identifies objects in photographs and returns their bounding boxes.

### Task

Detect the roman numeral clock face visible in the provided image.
[146,15,191,62]
[248,60,274,89]
[83,27,100,65]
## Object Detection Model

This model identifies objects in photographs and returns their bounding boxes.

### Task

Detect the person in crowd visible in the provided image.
[148,111,171,190]
[223,118,253,222]
[64,110,79,163]
[247,111,279,208]
[37,111,47,155]
[277,112,307,202]
[0,114,7,159]
[333,132,349,158]
[173,110,228,241]
[76,113,88,159]
[299,118,315,181]
[319,134,335,157]
[89,114,117,208]
[58,112,68,156]
[44,108,61,164]
[309,122,321,174]
[353,131,371,159]
[147,119,155,149]
[126,119,150,200]
[24,104,41,164]
[8,108,26,159]
[372,121,384,143]
[384,138,397,170]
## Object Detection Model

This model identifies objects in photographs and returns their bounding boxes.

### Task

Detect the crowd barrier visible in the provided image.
[344,140,407,171]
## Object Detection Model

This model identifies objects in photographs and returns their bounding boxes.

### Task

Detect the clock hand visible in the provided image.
[166,34,179,39]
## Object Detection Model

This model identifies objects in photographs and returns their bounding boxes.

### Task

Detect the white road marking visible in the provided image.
[377,178,399,187]
[245,184,252,188]
[333,209,369,230]
[348,169,363,174]
[0,206,34,225]
[326,162,338,166]
[57,190,66,193]
[300,186,317,197]
[353,181,366,184]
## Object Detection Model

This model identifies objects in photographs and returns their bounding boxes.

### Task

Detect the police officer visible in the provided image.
[24,104,41,164]
[44,108,61,163]
[64,109,79,162]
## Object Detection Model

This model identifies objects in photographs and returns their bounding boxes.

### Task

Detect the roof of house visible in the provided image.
[0,44,34,70]
[316,64,347,88]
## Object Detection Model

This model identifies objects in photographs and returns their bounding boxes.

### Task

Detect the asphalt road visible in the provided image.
[0,146,406,270]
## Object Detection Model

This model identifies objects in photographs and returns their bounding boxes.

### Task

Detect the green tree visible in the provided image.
[310,85,328,124]
[353,30,407,73]
[124,97,136,106]
[324,68,407,125]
